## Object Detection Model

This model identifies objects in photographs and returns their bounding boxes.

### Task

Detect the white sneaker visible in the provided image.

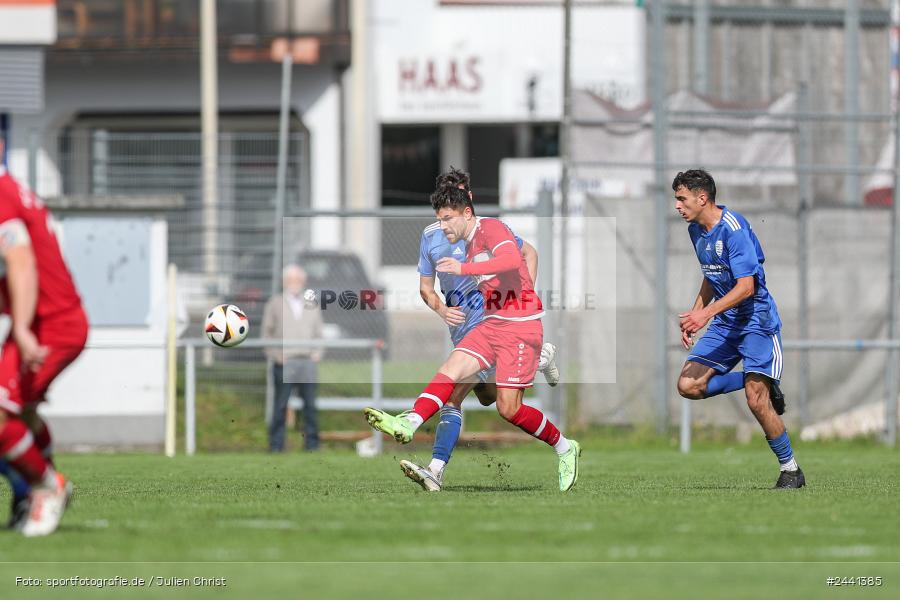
[538,342,560,387]
[399,459,443,491]
[20,472,72,538]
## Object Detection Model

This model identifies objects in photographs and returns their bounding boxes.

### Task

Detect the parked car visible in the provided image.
[296,249,389,358]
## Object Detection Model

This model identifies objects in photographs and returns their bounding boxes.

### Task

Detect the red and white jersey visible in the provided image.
[465,217,543,321]
[0,167,82,319]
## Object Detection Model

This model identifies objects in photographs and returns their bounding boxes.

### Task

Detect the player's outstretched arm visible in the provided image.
[438,243,521,277]
[419,275,464,326]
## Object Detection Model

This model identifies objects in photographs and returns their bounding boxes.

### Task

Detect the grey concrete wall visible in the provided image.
[580,194,891,429]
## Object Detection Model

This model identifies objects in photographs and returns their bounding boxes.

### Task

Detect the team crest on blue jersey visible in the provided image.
[715,240,723,257]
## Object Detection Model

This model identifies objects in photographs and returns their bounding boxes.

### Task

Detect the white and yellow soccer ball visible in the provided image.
[204,304,249,348]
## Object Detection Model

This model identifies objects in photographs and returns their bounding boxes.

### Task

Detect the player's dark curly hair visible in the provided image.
[672,169,716,202]
[435,167,471,193]
[430,183,474,214]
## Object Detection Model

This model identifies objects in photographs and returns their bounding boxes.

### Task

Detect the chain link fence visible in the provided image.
[571,0,900,441]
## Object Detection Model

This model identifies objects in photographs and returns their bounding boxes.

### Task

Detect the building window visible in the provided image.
[381,125,441,266]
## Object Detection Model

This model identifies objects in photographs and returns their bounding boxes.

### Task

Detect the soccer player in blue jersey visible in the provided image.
[673,169,805,489]
[398,168,560,492]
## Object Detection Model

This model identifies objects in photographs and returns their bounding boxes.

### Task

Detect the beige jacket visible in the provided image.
[261,292,324,364]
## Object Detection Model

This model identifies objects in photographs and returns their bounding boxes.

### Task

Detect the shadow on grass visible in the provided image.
[446,485,543,493]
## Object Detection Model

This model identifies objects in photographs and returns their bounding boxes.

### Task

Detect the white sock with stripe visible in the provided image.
[405,413,425,429]
[553,436,571,456]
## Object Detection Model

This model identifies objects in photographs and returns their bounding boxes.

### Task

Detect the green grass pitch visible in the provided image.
[0,439,897,599]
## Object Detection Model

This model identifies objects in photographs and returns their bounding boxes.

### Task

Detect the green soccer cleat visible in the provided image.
[558,440,582,492]
[363,408,415,444]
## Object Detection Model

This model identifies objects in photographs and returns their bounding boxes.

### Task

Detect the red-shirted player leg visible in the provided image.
[0,418,73,536]
[0,418,53,485]
[407,373,456,430]
[405,346,486,431]
[32,417,53,466]
[508,404,571,454]
[363,372,457,444]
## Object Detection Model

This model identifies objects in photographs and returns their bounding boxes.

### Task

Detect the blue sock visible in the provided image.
[766,431,795,466]
[432,406,462,464]
[704,372,745,398]
[0,460,31,502]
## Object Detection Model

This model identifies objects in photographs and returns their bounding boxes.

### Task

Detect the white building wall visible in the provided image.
[305,80,343,249]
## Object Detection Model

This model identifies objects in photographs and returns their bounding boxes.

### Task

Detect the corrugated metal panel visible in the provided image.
[0,48,44,113]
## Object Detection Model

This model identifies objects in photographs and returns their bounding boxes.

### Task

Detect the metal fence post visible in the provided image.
[536,186,556,421]
[185,342,196,456]
[27,128,38,192]
[271,53,293,296]
[371,343,384,455]
[692,0,710,96]
[887,0,900,447]
[559,0,572,430]
[797,82,812,428]
[651,0,671,434]
[680,397,691,453]
[844,0,861,206]
[165,263,177,457]
[265,357,274,427]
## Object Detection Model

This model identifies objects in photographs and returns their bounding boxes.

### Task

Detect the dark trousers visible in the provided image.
[270,362,319,451]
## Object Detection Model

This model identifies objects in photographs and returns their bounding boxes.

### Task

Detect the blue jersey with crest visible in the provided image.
[688,206,781,334]
[418,221,523,345]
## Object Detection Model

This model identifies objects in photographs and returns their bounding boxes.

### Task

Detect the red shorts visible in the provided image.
[454,317,543,389]
[0,306,88,415]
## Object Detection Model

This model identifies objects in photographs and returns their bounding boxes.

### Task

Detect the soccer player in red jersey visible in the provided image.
[0,140,87,535]
[365,185,581,491]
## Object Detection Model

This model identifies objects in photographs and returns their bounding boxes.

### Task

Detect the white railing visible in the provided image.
[673,338,900,453]
[177,337,384,456]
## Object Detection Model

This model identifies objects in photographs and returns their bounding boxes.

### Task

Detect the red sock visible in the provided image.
[509,404,561,446]
[412,373,456,423]
[34,420,54,466]
[0,419,50,484]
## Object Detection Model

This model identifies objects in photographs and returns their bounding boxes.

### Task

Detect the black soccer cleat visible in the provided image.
[770,380,785,415]
[7,497,29,530]
[773,468,805,489]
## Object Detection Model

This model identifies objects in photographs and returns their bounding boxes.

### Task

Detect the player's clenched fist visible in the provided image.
[679,309,710,336]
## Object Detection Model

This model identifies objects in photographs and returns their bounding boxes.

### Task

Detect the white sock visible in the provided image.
[780,457,798,472]
[405,413,424,430]
[40,467,58,490]
[553,436,571,456]
[428,458,446,476]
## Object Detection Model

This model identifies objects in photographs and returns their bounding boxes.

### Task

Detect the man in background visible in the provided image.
[262,264,323,452]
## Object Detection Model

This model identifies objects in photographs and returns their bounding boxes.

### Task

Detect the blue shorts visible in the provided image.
[475,366,495,384]
[687,324,784,382]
